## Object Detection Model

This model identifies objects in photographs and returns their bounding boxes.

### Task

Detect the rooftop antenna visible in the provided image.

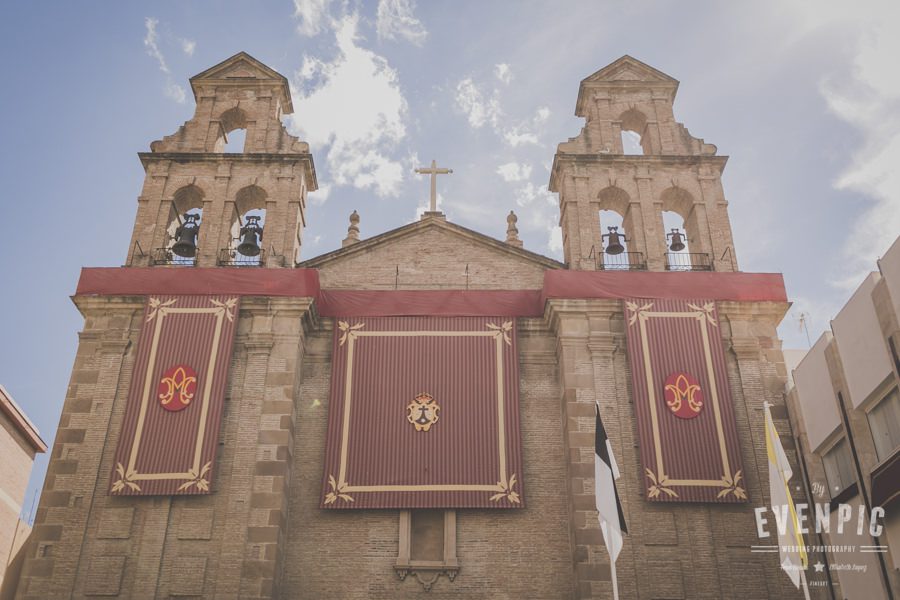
[26,488,38,525]
[797,312,812,348]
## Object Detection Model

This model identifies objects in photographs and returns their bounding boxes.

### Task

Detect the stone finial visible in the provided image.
[506,210,523,248]
[342,210,360,247]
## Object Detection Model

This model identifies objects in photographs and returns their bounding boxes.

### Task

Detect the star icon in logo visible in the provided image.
[813,562,825,573]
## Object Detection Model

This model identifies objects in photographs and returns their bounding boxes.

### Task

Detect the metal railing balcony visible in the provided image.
[664,252,713,272]
[217,247,266,267]
[151,247,197,266]
[597,251,647,271]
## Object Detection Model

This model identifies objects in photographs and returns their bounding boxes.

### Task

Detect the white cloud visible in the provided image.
[513,182,555,208]
[818,8,900,288]
[376,0,428,46]
[290,14,409,197]
[293,0,334,36]
[495,63,513,84]
[503,129,539,147]
[548,225,563,254]
[496,162,532,182]
[143,18,169,73]
[309,183,332,205]
[455,78,502,129]
[143,17,186,104]
[164,81,186,104]
[414,192,444,220]
[181,39,196,56]
[503,106,551,147]
[455,77,549,147]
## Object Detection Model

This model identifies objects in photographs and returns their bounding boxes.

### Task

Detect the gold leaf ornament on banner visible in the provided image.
[645,468,678,498]
[717,470,746,499]
[489,473,520,503]
[177,462,212,492]
[324,474,354,504]
[337,321,365,346]
[111,462,141,493]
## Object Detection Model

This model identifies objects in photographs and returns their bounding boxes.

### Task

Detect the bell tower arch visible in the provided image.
[126,51,317,268]
[549,55,736,272]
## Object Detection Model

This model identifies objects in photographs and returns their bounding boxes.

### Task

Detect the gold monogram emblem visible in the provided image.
[406,393,440,432]
[157,365,198,412]
[663,372,704,420]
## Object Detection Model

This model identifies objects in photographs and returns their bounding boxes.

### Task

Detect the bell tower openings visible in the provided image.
[126,52,316,269]
[549,55,737,272]
[223,184,267,266]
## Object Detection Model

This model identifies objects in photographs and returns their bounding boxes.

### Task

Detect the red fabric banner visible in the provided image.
[543,270,787,302]
[316,289,543,317]
[321,316,525,509]
[623,298,748,503]
[77,267,320,298]
[109,295,239,495]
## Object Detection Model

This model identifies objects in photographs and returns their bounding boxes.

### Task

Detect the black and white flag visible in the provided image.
[595,402,627,598]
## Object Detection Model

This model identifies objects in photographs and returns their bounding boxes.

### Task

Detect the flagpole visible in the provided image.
[799,567,811,600]
[610,557,619,600]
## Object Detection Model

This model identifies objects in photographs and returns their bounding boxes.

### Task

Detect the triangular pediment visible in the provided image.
[190,52,293,112]
[301,217,563,290]
[574,55,679,117]
[581,55,678,85]
[191,51,285,82]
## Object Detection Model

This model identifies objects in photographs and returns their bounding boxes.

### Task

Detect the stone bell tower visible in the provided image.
[550,55,737,273]
[126,51,317,268]
[547,57,820,599]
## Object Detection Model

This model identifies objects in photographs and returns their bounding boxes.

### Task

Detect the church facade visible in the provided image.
[12,53,820,599]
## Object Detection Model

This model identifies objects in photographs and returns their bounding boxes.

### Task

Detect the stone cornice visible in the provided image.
[717,300,790,325]
[138,152,318,192]
[71,295,145,317]
[543,298,620,336]
[300,215,564,270]
[549,154,728,192]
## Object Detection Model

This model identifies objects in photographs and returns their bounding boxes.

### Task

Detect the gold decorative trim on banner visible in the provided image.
[324,474,354,504]
[337,321,365,346]
[118,297,236,489]
[489,473,520,503]
[627,303,736,493]
[645,468,678,499]
[334,323,514,501]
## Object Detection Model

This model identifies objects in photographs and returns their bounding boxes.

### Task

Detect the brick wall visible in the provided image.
[280,317,573,599]
[312,220,555,290]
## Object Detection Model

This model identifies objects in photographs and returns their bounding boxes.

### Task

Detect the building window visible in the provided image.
[395,510,459,590]
[822,438,856,498]
[868,388,900,461]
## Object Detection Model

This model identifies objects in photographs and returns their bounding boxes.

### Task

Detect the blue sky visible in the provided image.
[1,1,898,514]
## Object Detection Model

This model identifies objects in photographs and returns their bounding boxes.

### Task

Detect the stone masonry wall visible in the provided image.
[281,316,574,599]
[15,296,315,599]
[549,298,827,600]
[314,224,553,290]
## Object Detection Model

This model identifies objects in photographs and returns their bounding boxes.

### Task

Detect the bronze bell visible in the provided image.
[171,213,201,258]
[667,228,686,252]
[602,226,626,255]
[237,215,263,257]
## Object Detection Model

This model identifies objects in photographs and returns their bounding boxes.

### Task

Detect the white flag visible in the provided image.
[595,403,627,599]
[764,403,808,590]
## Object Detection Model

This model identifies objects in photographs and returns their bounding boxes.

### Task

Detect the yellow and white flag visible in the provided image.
[764,402,808,594]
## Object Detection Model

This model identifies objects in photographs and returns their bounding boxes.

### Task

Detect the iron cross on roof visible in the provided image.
[415,159,453,213]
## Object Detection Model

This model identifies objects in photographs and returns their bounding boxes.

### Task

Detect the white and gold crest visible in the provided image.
[406,393,440,432]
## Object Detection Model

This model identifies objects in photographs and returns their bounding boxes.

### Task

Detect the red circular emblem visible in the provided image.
[157,365,197,412]
[663,372,704,419]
